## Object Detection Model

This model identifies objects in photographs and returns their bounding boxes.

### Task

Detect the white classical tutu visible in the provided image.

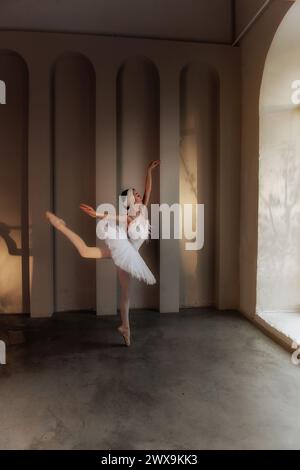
[97,214,156,285]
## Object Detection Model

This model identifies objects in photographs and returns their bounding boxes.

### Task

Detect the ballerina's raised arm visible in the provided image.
[142,159,160,207]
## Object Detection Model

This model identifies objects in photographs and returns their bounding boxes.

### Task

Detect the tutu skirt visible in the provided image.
[97,218,156,285]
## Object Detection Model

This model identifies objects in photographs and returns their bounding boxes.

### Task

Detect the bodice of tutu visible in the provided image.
[127,213,150,251]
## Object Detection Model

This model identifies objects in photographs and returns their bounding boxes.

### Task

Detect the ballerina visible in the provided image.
[46,159,160,347]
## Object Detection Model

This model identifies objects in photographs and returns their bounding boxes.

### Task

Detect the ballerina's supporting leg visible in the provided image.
[46,211,111,259]
[117,268,131,346]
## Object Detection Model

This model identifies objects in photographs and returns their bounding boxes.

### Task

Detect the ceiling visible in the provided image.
[0,0,277,44]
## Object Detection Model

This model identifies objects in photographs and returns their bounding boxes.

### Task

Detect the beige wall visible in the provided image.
[239,0,292,318]
[0,31,241,317]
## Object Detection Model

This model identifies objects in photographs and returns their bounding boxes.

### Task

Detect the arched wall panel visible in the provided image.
[117,57,160,309]
[180,63,219,307]
[53,54,96,312]
[0,52,30,314]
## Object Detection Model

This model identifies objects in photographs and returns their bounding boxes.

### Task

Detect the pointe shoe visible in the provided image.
[46,211,66,229]
[118,326,131,347]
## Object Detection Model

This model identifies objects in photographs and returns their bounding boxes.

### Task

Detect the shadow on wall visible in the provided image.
[258,108,300,311]
[0,222,32,313]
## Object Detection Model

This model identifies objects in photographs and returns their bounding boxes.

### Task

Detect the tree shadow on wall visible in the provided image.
[258,141,300,298]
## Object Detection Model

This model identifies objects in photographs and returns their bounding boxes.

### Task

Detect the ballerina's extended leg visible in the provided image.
[117,268,131,347]
[46,211,111,259]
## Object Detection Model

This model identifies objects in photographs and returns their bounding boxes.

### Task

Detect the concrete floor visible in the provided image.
[0,308,300,450]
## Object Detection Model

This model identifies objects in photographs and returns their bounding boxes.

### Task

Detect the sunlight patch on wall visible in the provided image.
[258,1,300,314]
